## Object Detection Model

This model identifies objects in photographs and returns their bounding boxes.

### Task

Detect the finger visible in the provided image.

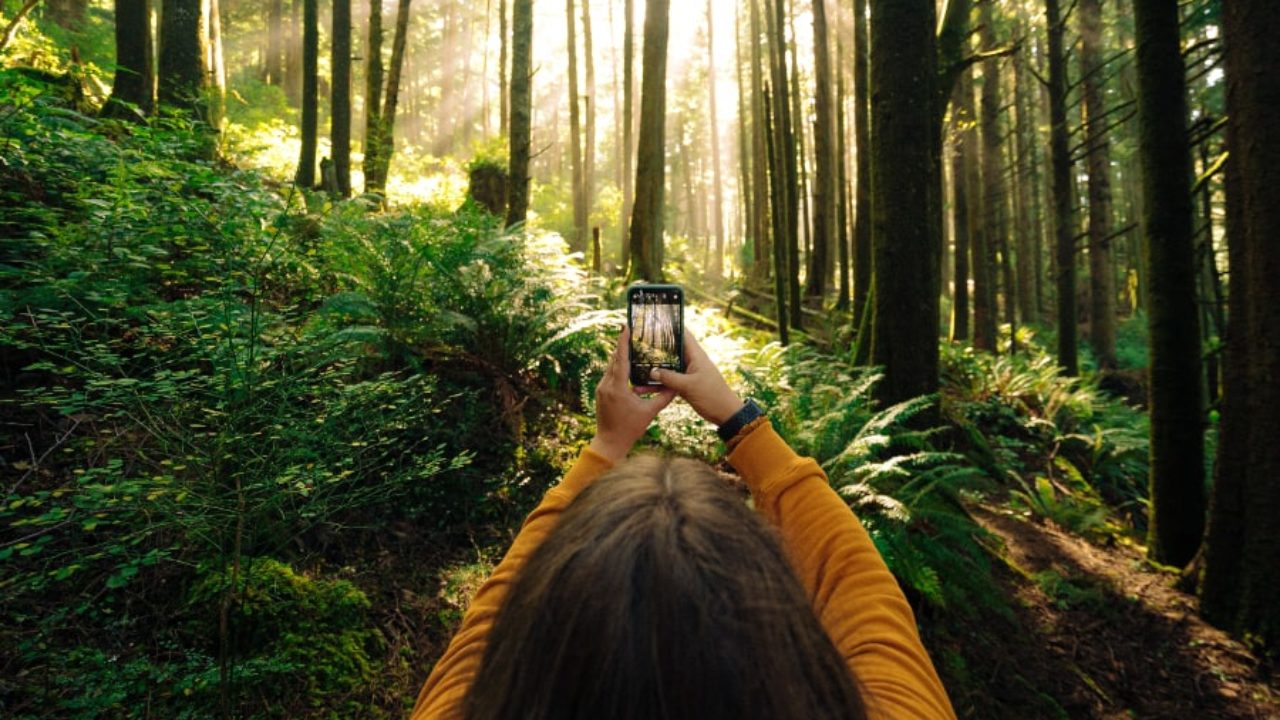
[607,327,628,381]
[649,367,691,392]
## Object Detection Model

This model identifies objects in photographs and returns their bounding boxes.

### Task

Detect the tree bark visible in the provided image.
[331,0,352,197]
[768,0,801,329]
[851,0,871,353]
[1200,0,1280,657]
[364,0,383,193]
[1012,35,1038,326]
[706,0,725,285]
[869,0,939,405]
[804,0,835,301]
[506,0,532,225]
[764,84,790,346]
[108,0,154,116]
[566,0,586,252]
[621,0,635,271]
[284,0,301,105]
[499,0,509,136]
[265,0,283,85]
[582,0,597,258]
[1134,0,1204,567]
[1081,0,1116,368]
[367,0,411,194]
[835,27,851,311]
[950,76,975,343]
[158,0,206,118]
[627,0,669,281]
[970,71,996,351]
[749,0,770,284]
[295,0,318,187]
[1046,0,1077,374]
[204,0,225,129]
[977,8,1006,352]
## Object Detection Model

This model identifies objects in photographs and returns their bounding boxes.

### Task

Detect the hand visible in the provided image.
[649,330,743,426]
[588,327,678,463]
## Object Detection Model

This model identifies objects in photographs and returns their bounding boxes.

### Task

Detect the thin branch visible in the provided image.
[1192,150,1228,195]
[1,0,41,53]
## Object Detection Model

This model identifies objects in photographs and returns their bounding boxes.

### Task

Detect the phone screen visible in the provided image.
[628,285,684,386]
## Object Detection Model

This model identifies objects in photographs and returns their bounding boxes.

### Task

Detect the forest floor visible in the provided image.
[948,501,1279,719]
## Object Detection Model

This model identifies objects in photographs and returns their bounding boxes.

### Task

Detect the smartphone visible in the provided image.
[627,284,685,387]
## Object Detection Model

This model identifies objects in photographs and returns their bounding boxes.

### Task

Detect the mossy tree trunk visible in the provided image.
[294,0,317,187]
[1081,0,1117,368]
[850,0,871,359]
[1200,0,1280,658]
[1134,0,1204,567]
[566,0,586,253]
[505,0,533,226]
[803,0,834,301]
[108,0,154,116]
[869,0,940,405]
[1046,0,1077,374]
[331,0,352,197]
[949,75,975,343]
[627,0,669,281]
[158,0,206,119]
[363,0,383,193]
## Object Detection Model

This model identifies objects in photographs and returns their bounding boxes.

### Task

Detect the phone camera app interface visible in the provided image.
[632,290,680,370]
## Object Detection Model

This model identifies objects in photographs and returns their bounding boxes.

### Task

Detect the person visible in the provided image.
[412,329,957,720]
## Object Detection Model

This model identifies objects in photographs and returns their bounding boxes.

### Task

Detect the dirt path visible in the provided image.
[956,504,1278,719]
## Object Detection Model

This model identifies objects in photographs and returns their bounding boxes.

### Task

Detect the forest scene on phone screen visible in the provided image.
[632,290,681,368]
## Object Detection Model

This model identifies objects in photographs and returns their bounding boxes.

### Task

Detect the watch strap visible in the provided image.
[717,398,764,442]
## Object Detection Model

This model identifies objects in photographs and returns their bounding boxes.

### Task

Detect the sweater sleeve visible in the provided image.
[409,446,615,720]
[727,421,957,720]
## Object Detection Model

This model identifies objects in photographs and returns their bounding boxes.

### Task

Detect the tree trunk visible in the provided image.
[1012,37,1037,326]
[1134,0,1204,567]
[506,0,532,225]
[331,0,352,197]
[1046,0,1077,374]
[108,0,154,116]
[566,0,586,252]
[1081,0,1116,368]
[971,67,996,352]
[835,28,851,311]
[1200,0,1280,657]
[621,0,636,271]
[749,0,770,285]
[768,0,801,330]
[285,0,302,105]
[851,0,871,351]
[764,84,790,346]
[158,0,206,118]
[869,0,939,405]
[295,0,317,187]
[368,0,411,194]
[627,0,669,281]
[204,0,225,129]
[364,0,383,193]
[706,0,725,285]
[950,77,975,342]
[582,0,597,258]
[804,0,835,301]
[265,0,283,84]
[499,0,509,135]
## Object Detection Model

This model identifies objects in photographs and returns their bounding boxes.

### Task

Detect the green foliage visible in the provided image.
[739,344,1002,615]
[940,337,1152,536]
[185,558,384,716]
[0,69,610,717]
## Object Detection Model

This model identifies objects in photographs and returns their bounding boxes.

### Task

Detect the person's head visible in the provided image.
[464,455,867,720]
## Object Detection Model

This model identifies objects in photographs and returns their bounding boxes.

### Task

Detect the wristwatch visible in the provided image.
[717,398,765,442]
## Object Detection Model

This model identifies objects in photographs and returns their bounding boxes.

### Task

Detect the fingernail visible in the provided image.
[649,368,661,381]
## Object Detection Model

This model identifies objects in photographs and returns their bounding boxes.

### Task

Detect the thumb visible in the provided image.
[650,367,692,392]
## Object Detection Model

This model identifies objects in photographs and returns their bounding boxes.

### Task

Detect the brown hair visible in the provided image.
[464,455,867,720]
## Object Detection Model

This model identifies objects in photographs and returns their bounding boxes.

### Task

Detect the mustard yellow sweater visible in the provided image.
[412,421,957,720]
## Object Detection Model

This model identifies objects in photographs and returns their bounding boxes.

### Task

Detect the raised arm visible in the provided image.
[727,421,956,720]
[652,331,956,720]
